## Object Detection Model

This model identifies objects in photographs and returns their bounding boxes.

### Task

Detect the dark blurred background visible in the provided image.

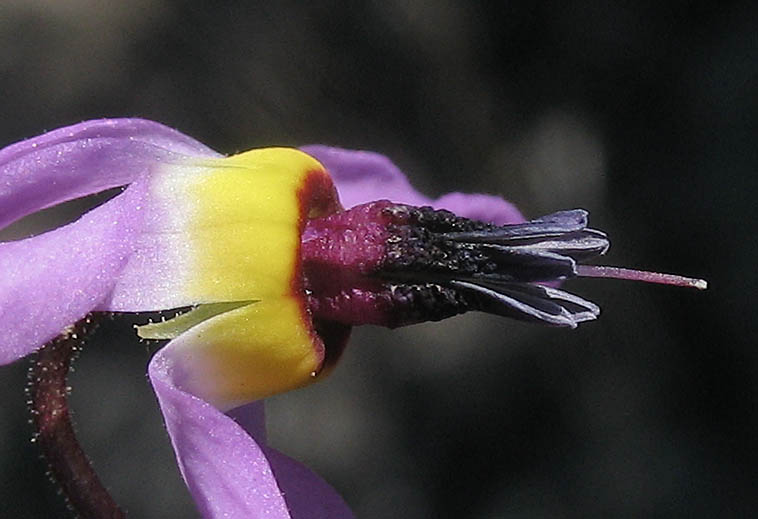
[0,1,754,517]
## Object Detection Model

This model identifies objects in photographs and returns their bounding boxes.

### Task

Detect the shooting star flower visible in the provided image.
[0,119,705,518]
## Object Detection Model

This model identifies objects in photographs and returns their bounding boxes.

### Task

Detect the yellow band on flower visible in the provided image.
[187,149,329,301]
[138,148,342,409]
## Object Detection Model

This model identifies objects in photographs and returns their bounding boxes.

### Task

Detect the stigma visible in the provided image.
[302,201,706,329]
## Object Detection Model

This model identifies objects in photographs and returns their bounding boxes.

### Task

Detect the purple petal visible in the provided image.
[0,182,146,364]
[228,404,355,519]
[149,346,354,519]
[433,192,523,225]
[302,145,524,225]
[0,118,218,229]
[264,449,356,519]
[300,146,432,209]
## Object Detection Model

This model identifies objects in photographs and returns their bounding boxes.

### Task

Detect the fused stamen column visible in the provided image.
[303,202,616,328]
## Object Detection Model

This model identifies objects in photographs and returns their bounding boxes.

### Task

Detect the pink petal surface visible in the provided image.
[0,182,146,364]
[0,118,217,229]
[149,346,354,519]
[0,118,219,363]
[265,449,355,519]
[434,192,524,225]
[301,145,524,225]
[300,146,432,209]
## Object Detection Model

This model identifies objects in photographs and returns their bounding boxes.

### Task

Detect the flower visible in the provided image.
[0,119,706,518]
[0,119,520,518]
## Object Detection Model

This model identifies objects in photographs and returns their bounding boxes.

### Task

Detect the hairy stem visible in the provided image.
[28,315,125,519]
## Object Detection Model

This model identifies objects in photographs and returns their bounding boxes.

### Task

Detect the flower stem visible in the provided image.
[28,315,126,519]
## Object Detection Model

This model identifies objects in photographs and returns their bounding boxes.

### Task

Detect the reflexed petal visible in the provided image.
[102,148,339,312]
[149,350,291,519]
[0,118,218,229]
[265,449,356,519]
[227,403,355,518]
[301,146,524,225]
[434,192,523,226]
[300,145,432,209]
[147,300,324,411]
[149,349,354,519]
[0,182,146,364]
